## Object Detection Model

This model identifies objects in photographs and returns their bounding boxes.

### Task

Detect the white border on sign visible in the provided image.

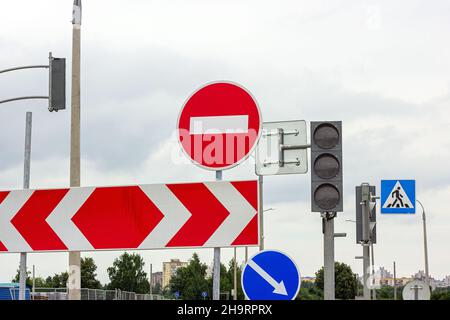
[176,80,263,171]
[241,249,302,300]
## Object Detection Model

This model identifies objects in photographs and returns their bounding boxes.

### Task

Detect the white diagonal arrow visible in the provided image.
[46,187,95,250]
[247,259,288,296]
[203,181,256,247]
[138,184,191,248]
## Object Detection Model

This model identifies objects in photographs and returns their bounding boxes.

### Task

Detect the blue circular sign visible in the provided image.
[174,291,180,299]
[201,291,208,298]
[242,250,301,300]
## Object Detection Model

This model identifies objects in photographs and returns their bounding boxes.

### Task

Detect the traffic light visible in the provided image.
[310,121,343,212]
[355,184,377,243]
[48,55,66,112]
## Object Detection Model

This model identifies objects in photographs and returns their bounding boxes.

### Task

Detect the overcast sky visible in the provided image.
[1,0,450,285]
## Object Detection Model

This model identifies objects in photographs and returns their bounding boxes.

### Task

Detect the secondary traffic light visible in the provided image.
[355,184,377,243]
[310,121,343,212]
[48,55,66,112]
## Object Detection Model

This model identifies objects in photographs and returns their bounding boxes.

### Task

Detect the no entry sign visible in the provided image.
[0,180,258,253]
[177,82,262,170]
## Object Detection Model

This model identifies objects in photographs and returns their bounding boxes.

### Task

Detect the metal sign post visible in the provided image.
[19,112,32,300]
[213,170,222,300]
[258,175,264,251]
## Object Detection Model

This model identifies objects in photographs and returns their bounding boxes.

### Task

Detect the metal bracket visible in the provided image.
[276,128,311,167]
[334,233,347,238]
[0,59,50,105]
[262,128,299,137]
[263,158,300,167]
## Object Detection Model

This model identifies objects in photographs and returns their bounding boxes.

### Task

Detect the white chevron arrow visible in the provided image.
[138,184,192,248]
[247,259,288,295]
[0,190,34,252]
[203,181,256,247]
[46,187,95,250]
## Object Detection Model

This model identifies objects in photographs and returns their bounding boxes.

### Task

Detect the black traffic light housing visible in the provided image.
[310,121,343,212]
[48,54,66,112]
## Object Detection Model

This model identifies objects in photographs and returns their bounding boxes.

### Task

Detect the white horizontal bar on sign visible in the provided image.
[189,115,249,134]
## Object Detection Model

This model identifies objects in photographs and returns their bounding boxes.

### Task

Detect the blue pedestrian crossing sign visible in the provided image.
[381,180,415,214]
[241,250,301,300]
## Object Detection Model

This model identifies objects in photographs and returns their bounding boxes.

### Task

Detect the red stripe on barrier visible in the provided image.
[231,214,258,246]
[230,180,258,210]
[166,183,229,247]
[11,189,69,250]
[0,191,9,204]
[0,241,7,252]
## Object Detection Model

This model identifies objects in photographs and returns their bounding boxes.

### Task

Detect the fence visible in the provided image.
[30,288,167,300]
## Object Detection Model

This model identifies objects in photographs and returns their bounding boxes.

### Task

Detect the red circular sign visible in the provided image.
[177,82,262,170]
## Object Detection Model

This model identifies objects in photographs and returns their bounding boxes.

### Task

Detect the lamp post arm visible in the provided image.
[0,96,49,104]
[0,65,49,74]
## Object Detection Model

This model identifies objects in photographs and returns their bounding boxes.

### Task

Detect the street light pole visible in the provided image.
[149,263,153,300]
[416,200,430,290]
[393,261,397,300]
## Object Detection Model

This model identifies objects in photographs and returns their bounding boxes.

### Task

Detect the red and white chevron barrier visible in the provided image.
[0,180,258,253]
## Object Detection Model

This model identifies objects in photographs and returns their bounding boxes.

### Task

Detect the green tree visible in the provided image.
[431,288,450,300]
[12,270,51,288]
[376,285,395,300]
[12,270,32,287]
[44,272,69,288]
[81,257,101,289]
[169,253,209,300]
[206,263,229,298]
[315,262,358,299]
[106,252,149,293]
[153,282,162,295]
[296,281,323,300]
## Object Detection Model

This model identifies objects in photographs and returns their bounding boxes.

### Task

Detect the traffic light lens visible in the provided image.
[313,124,339,149]
[314,154,340,179]
[314,184,340,210]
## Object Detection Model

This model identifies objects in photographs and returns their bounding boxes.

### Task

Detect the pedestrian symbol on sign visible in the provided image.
[381,180,415,214]
[389,186,407,208]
